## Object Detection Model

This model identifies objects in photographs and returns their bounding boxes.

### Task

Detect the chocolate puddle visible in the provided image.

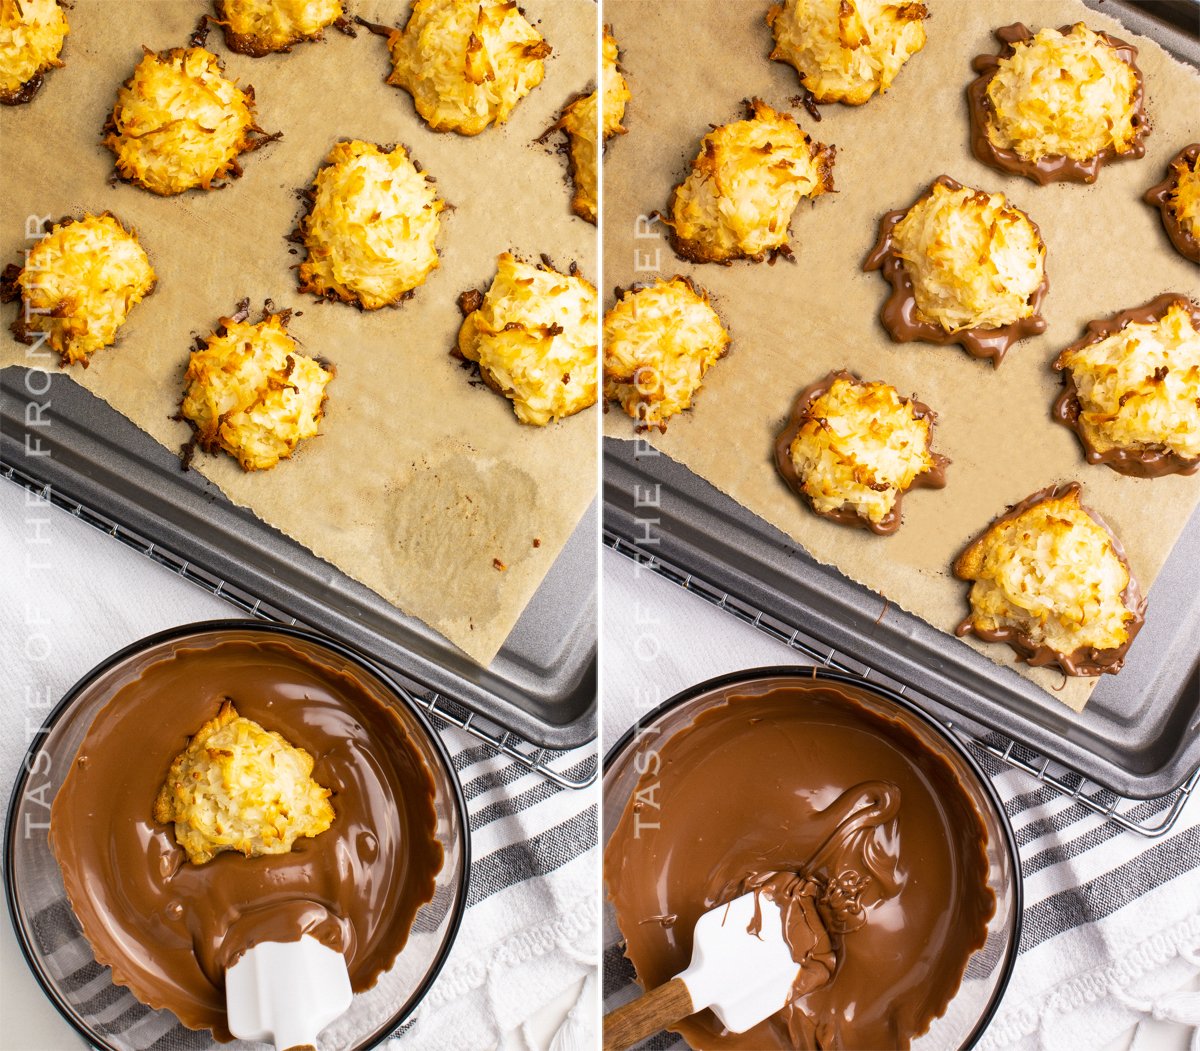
[967,24,1149,186]
[50,637,443,1041]
[605,684,995,1050]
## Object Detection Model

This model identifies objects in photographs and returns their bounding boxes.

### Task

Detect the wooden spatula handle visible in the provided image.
[603,976,695,1051]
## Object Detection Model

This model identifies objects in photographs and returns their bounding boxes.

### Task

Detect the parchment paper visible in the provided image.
[0,0,598,667]
[603,0,1200,710]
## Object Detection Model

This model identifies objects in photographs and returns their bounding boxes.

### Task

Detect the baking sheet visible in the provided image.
[0,0,597,667]
[602,0,1200,710]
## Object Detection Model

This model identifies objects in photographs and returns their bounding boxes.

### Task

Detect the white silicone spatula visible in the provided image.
[226,936,353,1051]
[602,892,806,1051]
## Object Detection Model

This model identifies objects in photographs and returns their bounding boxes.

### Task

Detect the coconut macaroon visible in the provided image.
[297,139,445,310]
[0,0,68,105]
[1054,294,1200,478]
[864,175,1048,365]
[104,46,271,195]
[457,253,597,426]
[378,0,551,135]
[180,303,332,471]
[774,371,947,535]
[766,0,928,106]
[552,27,630,224]
[1145,144,1200,265]
[0,214,155,368]
[604,277,729,431]
[154,700,335,866]
[214,0,345,57]
[955,484,1145,676]
[968,23,1148,185]
[665,99,834,264]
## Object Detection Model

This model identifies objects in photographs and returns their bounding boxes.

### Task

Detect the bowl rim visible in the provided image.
[602,664,1024,1051]
[3,618,473,1051]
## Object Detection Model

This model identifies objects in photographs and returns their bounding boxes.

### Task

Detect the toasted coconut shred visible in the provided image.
[665,98,834,264]
[955,487,1140,665]
[0,0,68,103]
[604,277,729,430]
[154,700,334,866]
[297,139,445,310]
[788,376,940,527]
[383,0,551,135]
[457,252,598,426]
[892,180,1045,333]
[1057,301,1200,464]
[180,306,332,471]
[555,27,630,224]
[104,46,267,195]
[5,214,156,367]
[767,0,927,105]
[985,24,1142,164]
[1166,152,1200,241]
[215,0,344,56]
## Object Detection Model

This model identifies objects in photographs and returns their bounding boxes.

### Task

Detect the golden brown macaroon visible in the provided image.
[296,139,445,310]
[551,26,630,224]
[0,0,67,104]
[664,98,834,264]
[154,699,335,866]
[377,0,551,135]
[104,46,272,195]
[1144,144,1200,265]
[1054,294,1200,478]
[968,23,1148,185]
[774,371,947,534]
[954,484,1145,677]
[864,175,1048,365]
[457,252,597,426]
[603,277,729,431]
[0,213,155,368]
[766,0,927,105]
[214,0,345,56]
[180,302,333,471]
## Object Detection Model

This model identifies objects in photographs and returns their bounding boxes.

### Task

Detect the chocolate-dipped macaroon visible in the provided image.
[1144,144,1200,265]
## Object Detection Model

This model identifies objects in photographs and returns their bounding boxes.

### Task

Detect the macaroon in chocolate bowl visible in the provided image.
[603,668,1021,1050]
[4,621,470,1051]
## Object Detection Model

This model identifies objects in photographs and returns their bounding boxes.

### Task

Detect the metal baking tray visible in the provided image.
[604,438,1200,801]
[0,367,597,756]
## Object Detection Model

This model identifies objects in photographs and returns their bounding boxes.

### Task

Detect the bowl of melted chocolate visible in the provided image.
[5,622,469,1050]
[604,668,1021,1050]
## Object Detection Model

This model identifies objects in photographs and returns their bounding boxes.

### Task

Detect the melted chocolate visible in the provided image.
[50,638,443,1041]
[0,70,47,106]
[954,483,1147,676]
[773,369,948,535]
[1053,293,1200,478]
[1144,144,1200,265]
[606,683,995,1050]
[863,175,1048,365]
[967,24,1149,186]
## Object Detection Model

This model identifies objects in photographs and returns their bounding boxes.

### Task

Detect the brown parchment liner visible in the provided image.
[1144,143,1200,265]
[1052,292,1200,479]
[863,174,1049,366]
[967,23,1149,186]
[1,0,597,666]
[773,369,948,536]
[954,483,1147,677]
[603,0,1200,711]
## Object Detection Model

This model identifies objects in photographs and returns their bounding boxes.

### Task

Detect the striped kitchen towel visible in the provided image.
[600,547,1200,1051]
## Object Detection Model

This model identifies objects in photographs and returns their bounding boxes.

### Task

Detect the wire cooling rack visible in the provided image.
[604,531,1198,838]
[1,461,596,790]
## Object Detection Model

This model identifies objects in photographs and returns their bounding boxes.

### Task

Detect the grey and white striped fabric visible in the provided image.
[0,482,598,1051]
[601,548,1200,1051]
